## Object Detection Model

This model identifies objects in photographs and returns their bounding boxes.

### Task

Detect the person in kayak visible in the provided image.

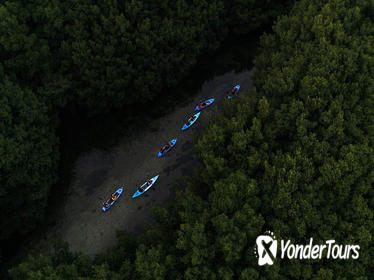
[111,192,118,201]
[103,200,111,208]
[139,181,151,193]
[161,143,170,153]
[198,101,209,109]
[187,116,196,125]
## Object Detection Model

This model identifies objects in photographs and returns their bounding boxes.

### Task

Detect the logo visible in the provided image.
[254,231,360,266]
[255,231,277,266]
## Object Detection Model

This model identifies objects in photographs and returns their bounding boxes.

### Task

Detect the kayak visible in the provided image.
[158,138,177,157]
[132,175,159,198]
[181,112,201,131]
[195,98,215,111]
[227,85,240,99]
[102,186,124,212]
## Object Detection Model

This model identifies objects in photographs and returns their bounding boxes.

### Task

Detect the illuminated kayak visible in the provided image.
[195,98,215,111]
[181,112,200,131]
[227,85,240,99]
[158,138,177,157]
[132,175,159,198]
[102,187,124,212]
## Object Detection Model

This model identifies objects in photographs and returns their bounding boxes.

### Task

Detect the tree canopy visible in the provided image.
[8,0,374,279]
[10,0,374,278]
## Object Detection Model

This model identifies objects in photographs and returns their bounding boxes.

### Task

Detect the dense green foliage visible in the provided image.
[0,0,292,251]
[0,79,58,240]
[9,0,374,278]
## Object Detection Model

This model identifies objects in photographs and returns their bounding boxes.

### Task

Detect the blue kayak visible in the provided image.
[227,85,240,99]
[195,98,215,111]
[132,175,159,198]
[102,187,124,212]
[158,138,177,157]
[181,112,200,131]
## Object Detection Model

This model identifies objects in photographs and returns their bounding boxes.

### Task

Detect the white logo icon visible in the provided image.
[255,231,277,266]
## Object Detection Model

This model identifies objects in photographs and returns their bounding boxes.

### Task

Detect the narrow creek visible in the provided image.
[25,35,260,258]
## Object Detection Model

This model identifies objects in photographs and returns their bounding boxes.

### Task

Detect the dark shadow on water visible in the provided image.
[181,165,200,178]
[84,169,109,195]
[163,163,179,176]
[181,140,193,150]
[175,154,195,166]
